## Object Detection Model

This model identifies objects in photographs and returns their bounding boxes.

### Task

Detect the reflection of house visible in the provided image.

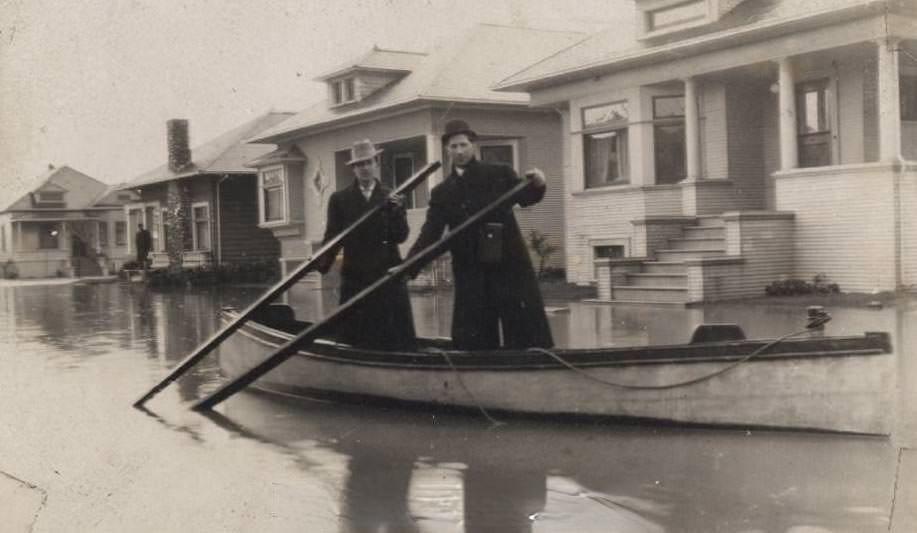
[498,0,917,302]
[122,113,289,270]
[246,24,585,284]
[0,165,136,278]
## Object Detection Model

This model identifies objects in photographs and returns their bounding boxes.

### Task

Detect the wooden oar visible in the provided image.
[192,174,537,411]
[132,161,441,408]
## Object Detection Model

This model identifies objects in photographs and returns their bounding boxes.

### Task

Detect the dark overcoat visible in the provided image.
[135,229,152,264]
[318,180,416,351]
[407,158,553,350]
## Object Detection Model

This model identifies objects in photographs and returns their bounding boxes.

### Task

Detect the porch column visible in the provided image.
[683,77,702,181]
[425,133,443,187]
[777,57,798,171]
[877,38,902,162]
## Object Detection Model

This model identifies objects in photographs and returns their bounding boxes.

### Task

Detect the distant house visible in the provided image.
[122,112,291,271]
[246,24,585,285]
[497,0,917,302]
[0,165,137,278]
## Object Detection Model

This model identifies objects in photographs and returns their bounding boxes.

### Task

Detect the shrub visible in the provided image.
[765,273,840,296]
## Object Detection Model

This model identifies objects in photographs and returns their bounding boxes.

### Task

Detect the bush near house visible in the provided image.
[137,260,280,288]
[765,273,840,296]
[528,230,558,279]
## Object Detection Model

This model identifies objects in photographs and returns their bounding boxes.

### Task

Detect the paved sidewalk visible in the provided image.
[0,471,45,533]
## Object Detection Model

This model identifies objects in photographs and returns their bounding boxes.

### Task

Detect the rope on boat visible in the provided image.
[526,328,813,391]
[430,348,504,427]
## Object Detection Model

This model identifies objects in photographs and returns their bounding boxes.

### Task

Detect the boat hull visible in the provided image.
[217,311,895,435]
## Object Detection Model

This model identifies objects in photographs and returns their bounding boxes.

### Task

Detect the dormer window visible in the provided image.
[331,77,357,105]
[637,0,722,40]
[648,1,707,32]
[33,189,66,207]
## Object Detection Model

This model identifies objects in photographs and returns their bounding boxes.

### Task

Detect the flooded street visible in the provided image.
[1,281,915,532]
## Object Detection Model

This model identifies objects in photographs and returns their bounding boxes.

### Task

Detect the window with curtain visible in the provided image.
[582,101,629,188]
[261,167,286,223]
[796,78,831,168]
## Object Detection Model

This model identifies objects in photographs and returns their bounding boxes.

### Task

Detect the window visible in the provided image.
[37,191,64,203]
[38,222,60,249]
[653,95,686,184]
[477,140,518,170]
[648,0,707,31]
[261,166,286,223]
[796,79,832,168]
[115,221,127,246]
[98,221,108,247]
[191,203,211,251]
[582,102,629,189]
[593,244,625,278]
[901,75,917,121]
[332,77,357,105]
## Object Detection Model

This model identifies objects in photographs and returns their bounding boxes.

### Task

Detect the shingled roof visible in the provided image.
[250,24,584,143]
[125,111,294,188]
[1,166,111,213]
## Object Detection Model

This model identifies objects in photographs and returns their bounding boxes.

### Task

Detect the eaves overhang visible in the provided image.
[248,96,533,145]
[495,0,889,93]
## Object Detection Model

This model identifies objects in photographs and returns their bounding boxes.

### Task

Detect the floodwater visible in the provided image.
[0,281,914,532]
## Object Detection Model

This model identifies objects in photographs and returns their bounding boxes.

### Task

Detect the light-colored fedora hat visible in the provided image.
[345,139,384,166]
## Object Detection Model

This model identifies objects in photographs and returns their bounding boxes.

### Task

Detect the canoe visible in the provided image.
[216,305,895,435]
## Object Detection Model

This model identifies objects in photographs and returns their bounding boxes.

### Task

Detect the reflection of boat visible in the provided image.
[216,393,897,533]
[217,305,895,435]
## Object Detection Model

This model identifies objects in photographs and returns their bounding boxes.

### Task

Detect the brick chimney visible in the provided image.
[167,119,191,173]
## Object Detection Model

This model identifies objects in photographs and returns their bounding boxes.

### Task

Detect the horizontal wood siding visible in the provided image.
[777,167,897,292]
[701,81,728,180]
[902,169,917,288]
[567,188,645,284]
[219,176,280,265]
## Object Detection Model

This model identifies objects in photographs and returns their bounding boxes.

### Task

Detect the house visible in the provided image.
[245,24,586,285]
[496,0,917,302]
[0,165,137,278]
[122,112,290,271]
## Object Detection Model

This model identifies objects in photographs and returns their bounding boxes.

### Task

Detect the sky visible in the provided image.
[0,0,631,189]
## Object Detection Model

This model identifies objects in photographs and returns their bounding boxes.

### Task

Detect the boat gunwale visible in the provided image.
[224,310,892,371]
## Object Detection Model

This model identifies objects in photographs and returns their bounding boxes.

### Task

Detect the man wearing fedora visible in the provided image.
[405,119,553,350]
[315,139,416,350]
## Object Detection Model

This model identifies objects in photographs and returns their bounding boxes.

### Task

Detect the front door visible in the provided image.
[796,78,833,168]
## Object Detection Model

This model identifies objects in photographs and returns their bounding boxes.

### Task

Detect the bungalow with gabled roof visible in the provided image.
[496,0,917,303]
[246,24,585,285]
[0,165,137,278]
[121,112,290,271]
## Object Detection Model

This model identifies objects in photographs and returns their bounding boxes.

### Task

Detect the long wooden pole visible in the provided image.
[192,175,536,411]
[132,161,441,408]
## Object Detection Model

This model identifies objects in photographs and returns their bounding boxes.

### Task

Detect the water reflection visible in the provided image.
[0,281,914,531]
[215,393,895,532]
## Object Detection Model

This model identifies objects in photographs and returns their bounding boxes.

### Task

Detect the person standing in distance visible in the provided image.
[315,139,416,351]
[135,223,152,270]
[405,119,553,350]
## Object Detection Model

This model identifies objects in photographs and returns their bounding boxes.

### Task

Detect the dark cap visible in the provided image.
[441,119,478,144]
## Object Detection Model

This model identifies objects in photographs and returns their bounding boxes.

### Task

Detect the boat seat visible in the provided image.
[251,304,299,331]
[689,323,746,344]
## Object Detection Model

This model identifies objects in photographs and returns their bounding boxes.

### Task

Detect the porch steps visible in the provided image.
[610,217,728,305]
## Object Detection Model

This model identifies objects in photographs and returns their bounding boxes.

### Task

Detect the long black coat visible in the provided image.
[407,159,553,350]
[318,180,416,351]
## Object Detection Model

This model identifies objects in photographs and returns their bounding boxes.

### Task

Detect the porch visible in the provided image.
[5,216,117,278]
[579,35,917,302]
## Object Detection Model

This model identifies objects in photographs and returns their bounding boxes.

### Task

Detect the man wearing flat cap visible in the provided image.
[405,119,553,350]
[316,139,416,350]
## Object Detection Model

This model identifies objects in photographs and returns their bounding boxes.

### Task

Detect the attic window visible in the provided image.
[332,77,357,105]
[648,1,707,31]
[36,191,65,204]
